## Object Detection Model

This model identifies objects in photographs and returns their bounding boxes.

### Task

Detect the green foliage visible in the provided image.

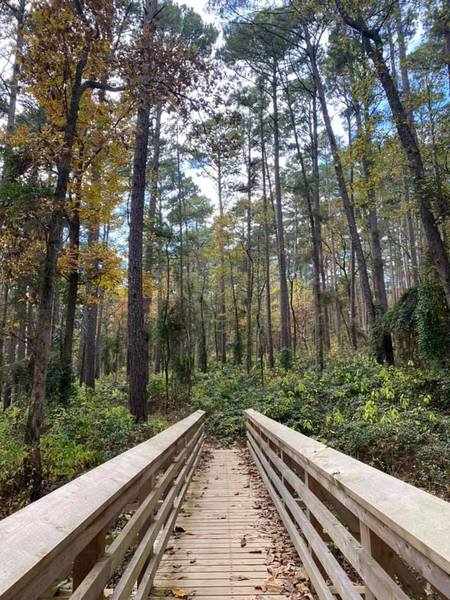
[0,385,169,512]
[416,277,450,365]
[0,406,27,493]
[191,356,450,496]
[148,373,168,405]
[385,275,450,367]
[279,347,293,370]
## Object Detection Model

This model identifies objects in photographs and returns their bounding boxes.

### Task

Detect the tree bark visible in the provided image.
[302,26,378,353]
[82,225,100,389]
[24,42,91,499]
[245,125,253,373]
[259,98,275,369]
[0,285,9,407]
[217,155,227,363]
[127,0,158,421]
[284,81,324,370]
[61,187,81,399]
[355,103,394,363]
[272,64,291,354]
[336,2,450,308]
[1,0,25,185]
[230,261,242,365]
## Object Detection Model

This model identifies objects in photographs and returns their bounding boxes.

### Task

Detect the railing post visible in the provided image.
[72,529,107,599]
[359,521,376,600]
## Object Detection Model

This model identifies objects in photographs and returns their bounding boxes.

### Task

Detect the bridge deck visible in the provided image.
[150,447,292,599]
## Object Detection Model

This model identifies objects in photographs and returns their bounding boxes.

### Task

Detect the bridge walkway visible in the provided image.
[151,447,295,599]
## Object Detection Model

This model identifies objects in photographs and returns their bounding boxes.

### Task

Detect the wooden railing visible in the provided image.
[0,410,205,600]
[246,409,450,600]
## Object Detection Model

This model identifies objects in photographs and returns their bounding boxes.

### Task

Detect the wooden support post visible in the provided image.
[359,522,376,600]
[137,475,155,585]
[72,530,106,599]
[370,529,426,598]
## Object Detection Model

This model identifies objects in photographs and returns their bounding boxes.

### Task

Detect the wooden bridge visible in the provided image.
[0,409,449,600]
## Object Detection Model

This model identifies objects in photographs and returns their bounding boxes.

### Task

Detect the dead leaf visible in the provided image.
[169,588,189,598]
[265,576,283,593]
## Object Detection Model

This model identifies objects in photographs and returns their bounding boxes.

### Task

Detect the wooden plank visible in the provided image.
[248,423,410,600]
[246,442,335,600]
[0,411,205,600]
[133,438,205,600]
[72,529,106,600]
[152,447,304,599]
[245,410,450,575]
[71,427,204,600]
[111,434,204,600]
[247,435,361,600]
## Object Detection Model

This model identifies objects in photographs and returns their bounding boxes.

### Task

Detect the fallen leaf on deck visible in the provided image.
[264,576,283,593]
[169,587,189,598]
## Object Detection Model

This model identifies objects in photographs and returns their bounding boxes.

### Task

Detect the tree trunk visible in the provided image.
[259,100,275,369]
[245,127,253,373]
[336,3,450,308]
[272,64,291,355]
[127,0,158,421]
[350,242,358,350]
[217,156,227,363]
[24,43,90,499]
[61,190,80,399]
[230,262,242,365]
[3,335,16,410]
[198,284,207,373]
[284,81,324,370]
[303,26,378,353]
[1,0,25,185]
[0,285,9,408]
[82,225,100,389]
[356,103,394,363]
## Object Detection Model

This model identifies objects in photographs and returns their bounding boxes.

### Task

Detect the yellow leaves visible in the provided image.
[169,588,189,598]
[58,246,79,276]
[58,241,124,293]
[143,272,153,300]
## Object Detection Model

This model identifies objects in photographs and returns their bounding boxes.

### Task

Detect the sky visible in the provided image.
[174,0,349,208]
[177,0,215,23]
[174,0,220,203]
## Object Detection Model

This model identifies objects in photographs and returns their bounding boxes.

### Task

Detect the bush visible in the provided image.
[0,384,169,513]
[191,356,450,497]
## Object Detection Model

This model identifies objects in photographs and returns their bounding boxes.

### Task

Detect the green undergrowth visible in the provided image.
[190,355,450,498]
[0,382,169,515]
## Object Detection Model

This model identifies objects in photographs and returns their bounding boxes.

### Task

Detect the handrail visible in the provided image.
[0,410,205,600]
[245,409,450,600]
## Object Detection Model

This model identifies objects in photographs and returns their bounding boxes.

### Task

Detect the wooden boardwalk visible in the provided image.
[151,447,288,599]
[2,410,448,600]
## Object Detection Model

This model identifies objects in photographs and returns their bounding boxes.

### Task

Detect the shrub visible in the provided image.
[191,356,450,497]
[0,384,169,512]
